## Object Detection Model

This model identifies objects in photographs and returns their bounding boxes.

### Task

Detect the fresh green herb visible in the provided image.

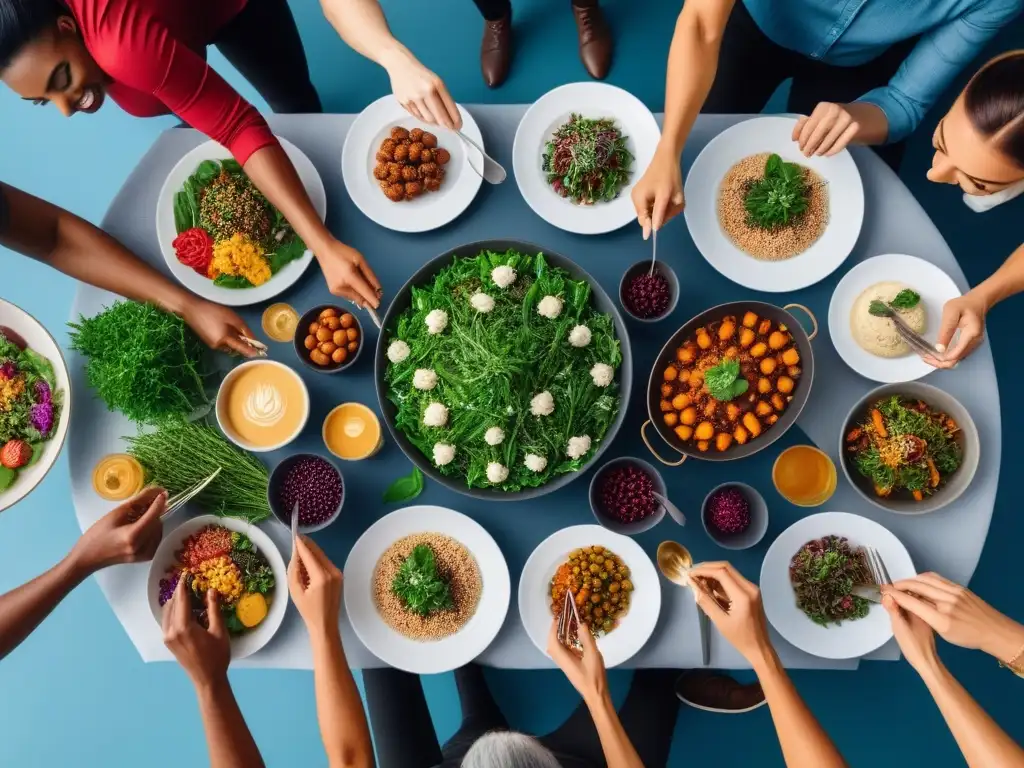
[704,359,749,401]
[889,289,921,310]
[0,466,15,492]
[391,544,453,617]
[384,250,622,492]
[231,532,254,552]
[0,331,63,448]
[383,466,424,503]
[744,153,809,230]
[223,608,247,636]
[213,274,254,289]
[790,536,871,627]
[126,418,271,522]
[69,302,212,424]
[541,115,633,205]
[232,549,275,595]
[868,300,891,317]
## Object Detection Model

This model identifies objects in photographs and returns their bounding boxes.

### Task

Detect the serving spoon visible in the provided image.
[654,491,686,526]
[657,541,710,666]
[648,227,658,277]
[456,129,506,185]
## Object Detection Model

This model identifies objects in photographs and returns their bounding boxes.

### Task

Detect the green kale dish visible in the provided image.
[383,250,622,492]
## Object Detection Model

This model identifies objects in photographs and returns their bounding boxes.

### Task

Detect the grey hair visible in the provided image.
[462,731,563,768]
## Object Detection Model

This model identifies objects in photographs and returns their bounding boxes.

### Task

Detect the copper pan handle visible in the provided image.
[783,303,818,342]
[640,420,687,467]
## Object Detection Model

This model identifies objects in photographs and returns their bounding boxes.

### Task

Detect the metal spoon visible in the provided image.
[653,491,686,526]
[657,541,710,666]
[456,130,506,185]
[648,227,658,277]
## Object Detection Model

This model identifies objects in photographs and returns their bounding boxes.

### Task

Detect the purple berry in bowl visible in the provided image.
[705,487,751,534]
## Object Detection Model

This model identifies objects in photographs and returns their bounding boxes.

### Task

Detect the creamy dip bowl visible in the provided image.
[216,360,310,453]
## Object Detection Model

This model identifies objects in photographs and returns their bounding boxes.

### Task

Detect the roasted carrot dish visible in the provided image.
[659,311,802,453]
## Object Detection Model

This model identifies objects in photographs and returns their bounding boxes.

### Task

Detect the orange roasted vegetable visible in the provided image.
[870,409,887,438]
[927,458,940,488]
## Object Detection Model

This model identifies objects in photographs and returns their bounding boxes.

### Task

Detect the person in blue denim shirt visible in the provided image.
[631,0,1022,237]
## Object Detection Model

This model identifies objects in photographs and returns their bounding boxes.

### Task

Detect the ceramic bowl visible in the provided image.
[701,482,768,550]
[294,305,363,374]
[619,259,680,323]
[267,453,345,534]
[589,457,667,535]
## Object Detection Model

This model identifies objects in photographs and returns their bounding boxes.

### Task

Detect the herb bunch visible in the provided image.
[392,544,453,617]
[744,154,809,230]
[789,535,871,627]
[69,302,212,424]
[704,359,749,401]
[868,289,921,318]
[542,115,633,205]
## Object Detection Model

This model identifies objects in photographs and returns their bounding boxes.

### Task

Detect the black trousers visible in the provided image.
[703,1,918,171]
[212,0,322,114]
[363,664,680,768]
[472,0,598,21]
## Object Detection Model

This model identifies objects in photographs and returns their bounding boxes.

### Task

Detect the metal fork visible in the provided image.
[160,468,222,520]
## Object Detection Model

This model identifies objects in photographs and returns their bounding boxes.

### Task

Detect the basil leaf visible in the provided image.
[890,289,921,310]
[765,153,782,177]
[0,466,16,491]
[382,466,424,503]
[868,300,891,317]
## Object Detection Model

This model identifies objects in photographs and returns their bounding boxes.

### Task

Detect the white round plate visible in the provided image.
[518,524,660,668]
[685,116,864,292]
[147,515,288,661]
[512,82,660,235]
[344,505,510,674]
[760,511,915,660]
[0,299,71,513]
[155,137,326,307]
[829,254,961,383]
[342,96,484,233]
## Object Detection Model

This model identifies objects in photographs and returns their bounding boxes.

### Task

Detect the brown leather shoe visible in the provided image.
[572,3,612,80]
[480,12,512,88]
[675,671,766,714]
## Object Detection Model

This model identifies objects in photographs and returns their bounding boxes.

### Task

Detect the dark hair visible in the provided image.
[0,0,63,70]
[965,51,1024,169]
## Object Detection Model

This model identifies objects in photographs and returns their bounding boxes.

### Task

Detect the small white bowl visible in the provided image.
[147,515,288,661]
[215,359,309,453]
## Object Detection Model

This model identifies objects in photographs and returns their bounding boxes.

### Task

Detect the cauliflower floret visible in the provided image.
[491,265,517,289]
[413,368,438,391]
[530,391,555,417]
[524,453,548,473]
[470,292,495,313]
[567,435,592,460]
[423,402,449,427]
[590,363,614,387]
[433,443,456,466]
[486,462,509,484]
[537,295,563,319]
[387,340,410,364]
[425,309,448,334]
[484,426,505,446]
[568,324,592,348]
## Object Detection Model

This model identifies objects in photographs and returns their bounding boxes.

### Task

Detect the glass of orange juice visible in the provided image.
[772,445,837,507]
[323,402,383,461]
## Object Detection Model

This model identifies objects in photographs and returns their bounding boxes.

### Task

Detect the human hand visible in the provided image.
[631,146,684,240]
[386,49,461,131]
[181,298,259,357]
[163,576,231,688]
[793,102,860,157]
[316,239,382,310]
[884,573,1024,663]
[689,561,773,666]
[881,591,939,674]
[924,293,987,369]
[69,487,166,574]
[547,617,608,705]
[288,535,343,639]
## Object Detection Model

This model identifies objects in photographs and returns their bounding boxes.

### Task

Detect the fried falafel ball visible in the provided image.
[408,142,424,163]
[409,127,424,142]
[421,132,438,149]
[387,162,402,183]
[435,167,446,183]
[404,181,423,198]
[424,176,442,192]
[391,126,410,141]
[373,162,389,180]
[434,148,451,165]
[420,148,434,164]
[385,182,406,202]
[393,143,410,163]
[418,162,438,179]
[401,165,418,181]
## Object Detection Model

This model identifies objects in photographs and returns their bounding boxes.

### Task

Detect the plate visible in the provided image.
[760,511,915,659]
[0,298,71,513]
[684,116,864,292]
[146,515,289,661]
[828,254,961,383]
[155,137,326,307]
[518,524,660,667]
[343,505,510,674]
[341,96,484,233]
[512,82,660,235]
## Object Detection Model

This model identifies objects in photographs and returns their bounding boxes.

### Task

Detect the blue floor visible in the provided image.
[0,2,1019,765]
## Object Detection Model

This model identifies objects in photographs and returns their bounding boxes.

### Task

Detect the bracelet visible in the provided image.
[1000,641,1024,677]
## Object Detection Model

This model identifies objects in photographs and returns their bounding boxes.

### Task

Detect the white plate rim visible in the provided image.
[828,254,962,383]
[512,82,661,235]
[684,116,864,292]
[759,511,915,660]
[342,504,510,674]
[341,96,484,234]
[155,136,326,307]
[146,514,289,661]
[517,524,661,668]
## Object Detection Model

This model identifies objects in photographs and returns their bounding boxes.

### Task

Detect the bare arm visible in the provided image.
[320,0,403,67]
[0,556,86,661]
[972,242,1024,309]
[585,692,644,768]
[195,678,266,768]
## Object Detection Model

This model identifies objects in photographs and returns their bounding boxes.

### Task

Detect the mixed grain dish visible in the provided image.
[550,545,633,636]
[660,310,802,453]
[373,126,451,202]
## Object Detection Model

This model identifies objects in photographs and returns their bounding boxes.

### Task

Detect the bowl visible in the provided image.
[589,457,667,535]
[701,482,768,550]
[215,359,309,453]
[294,305,363,374]
[267,453,345,534]
[618,260,679,323]
[146,514,288,661]
[839,381,980,515]
[322,403,384,461]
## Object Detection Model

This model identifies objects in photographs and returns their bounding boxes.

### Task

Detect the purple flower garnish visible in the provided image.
[0,362,16,380]
[34,379,51,405]
[158,570,182,606]
[30,402,53,436]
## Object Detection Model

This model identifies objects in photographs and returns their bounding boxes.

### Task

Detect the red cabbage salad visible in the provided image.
[0,329,62,492]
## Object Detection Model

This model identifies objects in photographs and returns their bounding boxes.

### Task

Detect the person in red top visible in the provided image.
[0,0,382,309]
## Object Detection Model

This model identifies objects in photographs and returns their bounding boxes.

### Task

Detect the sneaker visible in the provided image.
[674,670,766,714]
